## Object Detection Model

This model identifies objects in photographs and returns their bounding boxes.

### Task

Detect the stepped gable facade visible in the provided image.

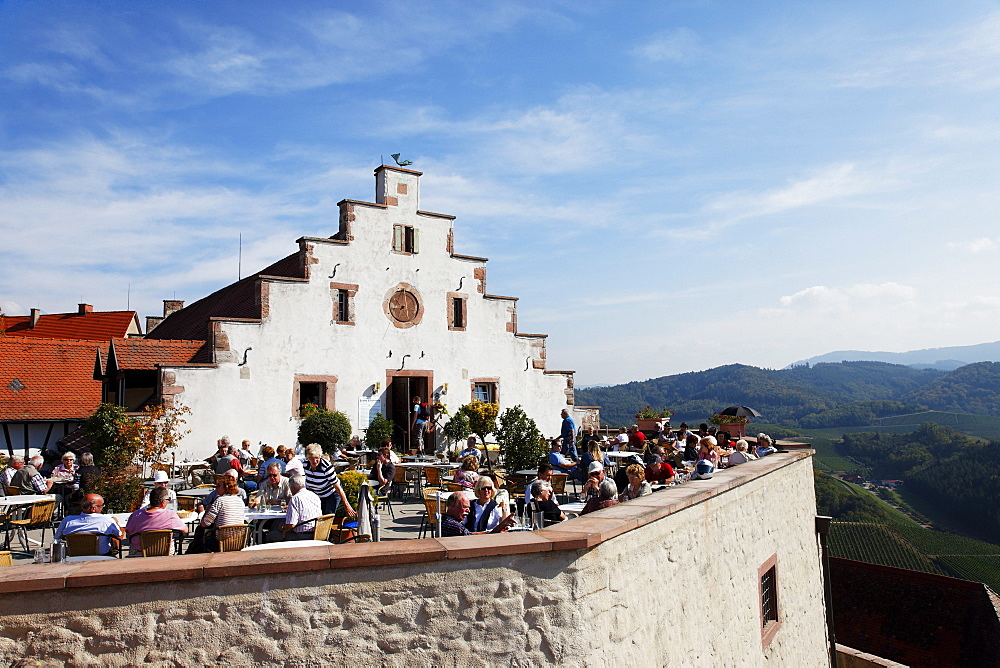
[145,165,576,451]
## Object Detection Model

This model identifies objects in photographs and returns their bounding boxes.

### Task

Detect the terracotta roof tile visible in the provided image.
[2,311,138,341]
[0,339,104,420]
[110,339,206,370]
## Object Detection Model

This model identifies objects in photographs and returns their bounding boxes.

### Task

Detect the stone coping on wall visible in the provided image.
[0,451,812,594]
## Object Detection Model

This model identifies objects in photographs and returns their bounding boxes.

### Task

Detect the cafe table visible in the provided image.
[246,509,287,545]
[176,487,215,498]
[561,501,586,517]
[65,555,117,562]
[242,539,331,551]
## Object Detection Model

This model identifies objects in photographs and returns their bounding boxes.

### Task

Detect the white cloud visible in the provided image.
[632,28,701,62]
[947,237,998,253]
[765,282,917,317]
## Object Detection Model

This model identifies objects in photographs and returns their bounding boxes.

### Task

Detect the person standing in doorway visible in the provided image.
[560,409,578,460]
[411,395,431,454]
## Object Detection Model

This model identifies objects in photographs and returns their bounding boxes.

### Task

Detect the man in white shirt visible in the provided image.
[268,475,323,542]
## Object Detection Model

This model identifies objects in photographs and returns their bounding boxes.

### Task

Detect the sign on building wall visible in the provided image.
[358,397,383,431]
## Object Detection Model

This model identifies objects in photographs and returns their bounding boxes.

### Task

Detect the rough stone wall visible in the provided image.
[0,456,828,666]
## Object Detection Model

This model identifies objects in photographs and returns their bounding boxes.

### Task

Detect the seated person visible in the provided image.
[611,427,628,451]
[524,463,554,506]
[51,452,79,487]
[645,455,676,484]
[580,462,609,501]
[547,440,577,475]
[229,458,257,493]
[755,433,778,458]
[440,492,514,537]
[581,479,619,515]
[196,470,247,513]
[697,437,719,468]
[256,445,284,483]
[526,479,564,526]
[199,475,246,552]
[252,463,291,508]
[577,442,611,482]
[10,455,53,494]
[457,436,482,460]
[453,455,480,489]
[141,470,178,511]
[464,476,504,532]
[727,439,755,466]
[682,433,700,461]
[267,475,322,543]
[281,447,305,478]
[237,440,254,467]
[715,430,734,454]
[125,486,187,556]
[619,464,653,501]
[55,493,121,556]
[368,446,396,495]
[627,426,646,452]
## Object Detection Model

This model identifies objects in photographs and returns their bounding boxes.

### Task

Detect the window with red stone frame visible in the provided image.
[759,553,781,647]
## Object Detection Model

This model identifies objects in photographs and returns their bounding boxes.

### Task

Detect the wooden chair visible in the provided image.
[418,496,443,539]
[10,499,56,550]
[423,466,442,488]
[550,473,569,502]
[0,550,11,567]
[442,481,465,492]
[177,496,198,511]
[313,514,336,542]
[64,532,101,557]
[138,530,173,557]
[216,524,249,552]
[373,484,394,519]
[391,466,414,499]
[196,484,215,489]
[4,486,20,496]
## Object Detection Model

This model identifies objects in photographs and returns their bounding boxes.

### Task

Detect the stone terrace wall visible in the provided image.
[0,453,829,666]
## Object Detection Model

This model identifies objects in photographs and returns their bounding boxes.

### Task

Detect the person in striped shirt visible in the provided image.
[268,475,323,542]
[303,443,356,518]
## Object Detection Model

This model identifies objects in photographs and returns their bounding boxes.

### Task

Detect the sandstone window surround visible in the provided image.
[330,282,358,326]
[759,553,781,647]
[471,378,498,404]
[292,375,338,417]
[392,224,419,254]
[447,292,468,331]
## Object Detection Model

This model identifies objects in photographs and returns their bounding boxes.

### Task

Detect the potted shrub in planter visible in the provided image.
[635,407,673,433]
[708,412,750,438]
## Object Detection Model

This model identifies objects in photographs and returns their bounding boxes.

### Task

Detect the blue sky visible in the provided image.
[3,1,1000,386]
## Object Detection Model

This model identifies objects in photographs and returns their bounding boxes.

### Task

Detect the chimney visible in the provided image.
[163,300,184,317]
[78,303,93,315]
[146,316,164,333]
[30,308,41,328]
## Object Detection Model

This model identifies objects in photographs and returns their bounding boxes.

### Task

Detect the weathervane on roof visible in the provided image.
[391,153,413,167]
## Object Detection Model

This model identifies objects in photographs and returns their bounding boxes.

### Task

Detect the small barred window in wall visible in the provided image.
[761,565,777,627]
[452,297,464,328]
[392,224,419,253]
[337,290,349,322]
[474,383,495,403]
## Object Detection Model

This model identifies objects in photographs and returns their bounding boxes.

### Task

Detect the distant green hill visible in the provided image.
[576,360,1000,428]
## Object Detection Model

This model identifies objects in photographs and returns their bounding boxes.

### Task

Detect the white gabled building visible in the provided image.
[145,165,580,454]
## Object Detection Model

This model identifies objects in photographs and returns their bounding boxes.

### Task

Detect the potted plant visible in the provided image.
[709,412,750,438]
[634,407,673,433]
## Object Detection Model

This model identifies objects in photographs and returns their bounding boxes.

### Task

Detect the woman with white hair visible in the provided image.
[303,443,356,517]
[581,478,619,515]
[527,479,565,525]
[727,439,755,466]
[755,433,777,458]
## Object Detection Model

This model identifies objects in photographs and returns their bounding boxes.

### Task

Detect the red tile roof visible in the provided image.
[2,310,139,341]
[0,338,104,420]
[1,337,207,421]
[146,252,303,362]
[108,339,206,371]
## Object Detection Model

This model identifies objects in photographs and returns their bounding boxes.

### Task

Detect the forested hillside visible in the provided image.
[576,361,1000,428]
[839,424,1000,544]
[576,361,943,427]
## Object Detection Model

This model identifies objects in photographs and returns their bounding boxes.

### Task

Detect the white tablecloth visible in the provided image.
[242,540,331,551]
[0,494,56,508]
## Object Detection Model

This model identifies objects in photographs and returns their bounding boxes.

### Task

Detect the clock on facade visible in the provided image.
[388,288,420,323]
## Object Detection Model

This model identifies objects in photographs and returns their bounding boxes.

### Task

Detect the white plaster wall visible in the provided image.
[164,168,571,457]
[0,457,828,666]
